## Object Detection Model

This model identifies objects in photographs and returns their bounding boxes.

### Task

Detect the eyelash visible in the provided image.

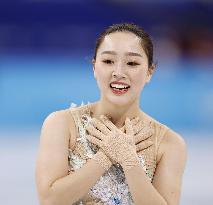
[102,60,140,66]
[127,61,140,66]
[102,59,113,64]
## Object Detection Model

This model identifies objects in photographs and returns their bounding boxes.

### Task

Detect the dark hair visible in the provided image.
[93,22,155,70]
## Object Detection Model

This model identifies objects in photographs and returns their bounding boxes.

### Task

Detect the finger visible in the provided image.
[133,120,147,135]
[131,116,140,126]
[86,134,102,147]
[134,128,154,144]
[99,115,120,133]
[134,128,152,143]
[133,120,153,138]
[136,140,154,152]
[125,117,134,136]
[91,118,110,135]
[122,116,139,133]
[85,124,105,140]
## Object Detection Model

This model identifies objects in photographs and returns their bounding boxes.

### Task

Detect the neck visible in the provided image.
[89,99,143,129]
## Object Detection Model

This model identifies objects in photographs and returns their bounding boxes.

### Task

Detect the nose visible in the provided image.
[112,62,126,79]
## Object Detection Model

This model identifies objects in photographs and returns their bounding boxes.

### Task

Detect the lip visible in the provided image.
[110,86,129,95]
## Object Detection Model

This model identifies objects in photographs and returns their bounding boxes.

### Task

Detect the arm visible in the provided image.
[124,129,187,205]
[35,110,108,205]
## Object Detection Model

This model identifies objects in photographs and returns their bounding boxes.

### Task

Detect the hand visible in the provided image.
[85,115,140,172]
[92,149,113,172]
[119,117,154,152]
[124,117,155,153]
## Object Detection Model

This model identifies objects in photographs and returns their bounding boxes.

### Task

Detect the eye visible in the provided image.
[127,61,140,66]
[102,59,114,64]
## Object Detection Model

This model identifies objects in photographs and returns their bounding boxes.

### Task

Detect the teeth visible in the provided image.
[110,83,130,89]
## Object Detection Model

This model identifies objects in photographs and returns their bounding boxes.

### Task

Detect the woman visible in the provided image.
[35,23,187,205]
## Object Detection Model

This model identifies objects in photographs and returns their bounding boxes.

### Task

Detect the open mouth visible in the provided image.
[109,83,130,95]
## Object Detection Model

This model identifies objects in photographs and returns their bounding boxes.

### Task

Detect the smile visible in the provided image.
[110,84,130,95]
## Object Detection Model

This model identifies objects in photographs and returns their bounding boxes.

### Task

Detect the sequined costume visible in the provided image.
[67,102,170,205]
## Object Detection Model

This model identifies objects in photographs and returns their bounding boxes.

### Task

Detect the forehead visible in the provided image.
[98,32,144,54]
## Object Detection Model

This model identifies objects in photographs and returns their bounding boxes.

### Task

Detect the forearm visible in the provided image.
[124,165,168,205]
[43,158,106,205]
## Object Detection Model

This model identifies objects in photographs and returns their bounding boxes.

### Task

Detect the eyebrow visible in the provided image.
[101,51,143,58]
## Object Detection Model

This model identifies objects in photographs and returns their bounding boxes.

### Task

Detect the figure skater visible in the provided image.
[35,23,187,205]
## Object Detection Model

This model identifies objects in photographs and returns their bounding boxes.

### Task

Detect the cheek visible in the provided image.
[94,66,110,87]
[131,71,147,89]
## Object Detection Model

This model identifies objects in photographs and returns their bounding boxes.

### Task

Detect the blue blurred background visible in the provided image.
[0,1,212,205]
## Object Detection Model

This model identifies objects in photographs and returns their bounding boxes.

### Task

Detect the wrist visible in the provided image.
[93,150,112,171]
[120,153,141,172]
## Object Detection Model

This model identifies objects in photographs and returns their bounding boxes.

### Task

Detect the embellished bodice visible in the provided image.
[67,102,169,205]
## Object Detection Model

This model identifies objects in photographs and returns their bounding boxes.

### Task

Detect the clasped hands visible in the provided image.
[85,115,154,172]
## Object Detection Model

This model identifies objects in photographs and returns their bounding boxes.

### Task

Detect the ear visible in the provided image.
[92,59,97,79]
[145,65,155,84]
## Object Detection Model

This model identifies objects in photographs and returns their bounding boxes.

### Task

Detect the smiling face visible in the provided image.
[93,31,153,106]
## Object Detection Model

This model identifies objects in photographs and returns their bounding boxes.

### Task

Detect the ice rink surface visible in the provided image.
[1,130,212,205]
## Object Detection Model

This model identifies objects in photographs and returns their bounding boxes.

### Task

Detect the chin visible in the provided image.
[107,95,133,107]
[101,87,136,106]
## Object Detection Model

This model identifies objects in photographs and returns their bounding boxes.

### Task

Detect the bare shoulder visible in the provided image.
[42,109,70,130]
[36,109,74,198]
[41,108,78,150]
[37,108,73,163]
[158,128,188,164]
[164,129,187,154]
